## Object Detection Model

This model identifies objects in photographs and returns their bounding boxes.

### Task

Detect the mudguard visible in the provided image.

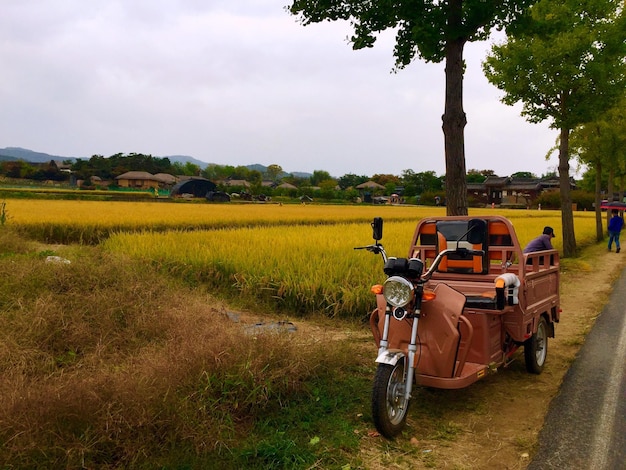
[375,350,405,366]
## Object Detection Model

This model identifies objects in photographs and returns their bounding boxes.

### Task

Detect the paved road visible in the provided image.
[528,267,626,469]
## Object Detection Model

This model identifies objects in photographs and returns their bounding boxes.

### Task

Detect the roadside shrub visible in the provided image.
[535,190,562,209]
[570,190,595,211]
[419,191,446,206]
[467,195,484,208]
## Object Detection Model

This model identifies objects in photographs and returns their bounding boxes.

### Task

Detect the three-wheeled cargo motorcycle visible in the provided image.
[355,215,560,438]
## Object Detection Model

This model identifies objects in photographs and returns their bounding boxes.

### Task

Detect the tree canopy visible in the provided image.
[287,0,535,216]
[483,0,626,256]
[570,96,626,240]
[71,153,174,180]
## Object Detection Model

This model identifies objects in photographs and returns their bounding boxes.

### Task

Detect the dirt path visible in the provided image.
[359,243,626,469]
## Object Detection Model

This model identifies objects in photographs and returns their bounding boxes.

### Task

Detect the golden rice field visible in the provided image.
[102,214,597,318]
[6,198,445,243]
[5,198,599,318]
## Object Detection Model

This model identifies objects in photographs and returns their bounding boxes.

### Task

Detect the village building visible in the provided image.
[115,171,177,190]
[467,175,573,207]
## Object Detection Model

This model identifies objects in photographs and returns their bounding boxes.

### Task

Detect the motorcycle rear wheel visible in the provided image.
[524,316,548,374]
[371,359,410,438]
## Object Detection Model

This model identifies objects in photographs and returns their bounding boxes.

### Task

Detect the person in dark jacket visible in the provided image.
[523,226,555,253]
[608,209,624,253]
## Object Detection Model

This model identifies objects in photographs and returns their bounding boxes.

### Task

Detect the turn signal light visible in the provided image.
[371,284,384,295]
[422,289,437,302]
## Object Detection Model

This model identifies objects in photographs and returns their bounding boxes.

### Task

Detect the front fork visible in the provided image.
[376,303,421,403]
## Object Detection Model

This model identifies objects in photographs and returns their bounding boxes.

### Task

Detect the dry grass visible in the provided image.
[0,229,358,469]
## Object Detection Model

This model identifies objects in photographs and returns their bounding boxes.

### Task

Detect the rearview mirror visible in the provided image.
[467,219,487,245]
[372,217,383,241]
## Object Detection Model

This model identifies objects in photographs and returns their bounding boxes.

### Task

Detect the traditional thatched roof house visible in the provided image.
[355,180,385,203]
[356,180,385,190]
[90,175,112,187]
[115,171,177,190]
[154,173,177,185]
[53,160,72,173]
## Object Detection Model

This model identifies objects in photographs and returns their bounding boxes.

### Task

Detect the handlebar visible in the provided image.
[355,243,484,283]
[354,243,388,262]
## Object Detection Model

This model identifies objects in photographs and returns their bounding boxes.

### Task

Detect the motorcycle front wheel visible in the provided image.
[371,359,410,438]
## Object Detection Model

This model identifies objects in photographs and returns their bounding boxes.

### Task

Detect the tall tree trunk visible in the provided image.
[607,169,615,226]
[608,169,615,199]
[595,160,604,242]
[442,0,468,216]
[559,127,576,257]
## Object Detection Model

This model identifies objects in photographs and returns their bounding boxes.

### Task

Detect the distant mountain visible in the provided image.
[0,147,312,178]
[137,159,313,178]
[291,172,313,179]
[0,147,78,163]
[161,155,209,168]
[245,163,268,173]
[231,163,312,179]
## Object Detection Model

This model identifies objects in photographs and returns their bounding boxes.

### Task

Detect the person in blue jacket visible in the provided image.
[608,209,624,253]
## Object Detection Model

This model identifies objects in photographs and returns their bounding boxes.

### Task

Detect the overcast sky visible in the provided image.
[0,0,562,178]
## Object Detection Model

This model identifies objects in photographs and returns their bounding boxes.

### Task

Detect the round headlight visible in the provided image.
[383,276,414,307]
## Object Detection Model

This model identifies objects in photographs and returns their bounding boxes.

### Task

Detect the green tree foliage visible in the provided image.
[569,190,596,212]
[282,174,310,188]
[384,182,397,196]
[288,0,535,216]
[203,164,232,181]
[30,161,69,182]
[265,164,284,182]
[1,161,34,179]
[231,166,253,180]
[570,97,626,240]
[337,173,369,190]
[541,171,558,179]
[171,161,201,176]
[577,168,607,194]
[371,174,401,186]
[511,171,536,179]
[71,153,174,180]
[535,190,562,209]
[466,169,495,183]
[401,170,443,197]
[248,169,263,185]
[309,170,332,187]
[483,0,626,256]
[0,160,68,181]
